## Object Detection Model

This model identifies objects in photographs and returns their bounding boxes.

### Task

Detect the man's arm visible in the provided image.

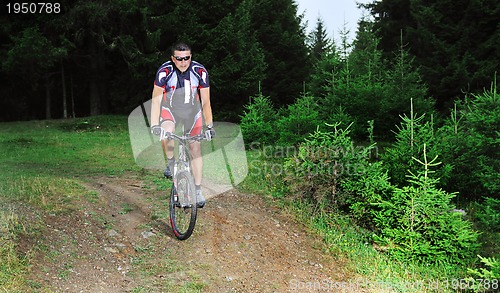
[200,87,213,127]
[151,85,164,127]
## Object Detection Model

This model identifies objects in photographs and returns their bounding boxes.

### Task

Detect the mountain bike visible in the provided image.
[160,129,207,240]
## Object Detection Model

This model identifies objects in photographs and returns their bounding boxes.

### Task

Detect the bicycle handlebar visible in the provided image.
[159,129,207,142]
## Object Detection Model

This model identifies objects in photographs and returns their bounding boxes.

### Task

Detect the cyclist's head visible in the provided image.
[171,42,192,72]
[171,42,191,55]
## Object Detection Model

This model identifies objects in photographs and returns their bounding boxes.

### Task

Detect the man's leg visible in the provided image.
[190,141,205,207]
[161,120,175,177]
[186,110,205,207]
[190,141,202,186]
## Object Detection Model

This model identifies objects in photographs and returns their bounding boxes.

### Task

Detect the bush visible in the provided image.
[474,197,500,232]
[240,94,278,147]
[466,255,500,292]
[321,78,385,139]
[436,84,499,201]
[373,147,479,265]
[382,101,453,188]
[283,123,378,211]
[276,94,321,146]
[341,160,394,230]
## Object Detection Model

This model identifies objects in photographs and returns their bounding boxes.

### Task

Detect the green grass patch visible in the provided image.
[120,203,134,214]
[0,201,42,292]
[0,116,139,179]
[0,116,142,210]
[0,211,28,291]
[0,175,85,212]
[0,116,143,292]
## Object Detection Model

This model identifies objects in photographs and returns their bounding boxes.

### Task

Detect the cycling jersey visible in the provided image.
[154,60,209,111]
[154,60,209,136]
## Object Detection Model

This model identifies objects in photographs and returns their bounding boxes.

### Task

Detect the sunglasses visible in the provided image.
[173,55,191,61]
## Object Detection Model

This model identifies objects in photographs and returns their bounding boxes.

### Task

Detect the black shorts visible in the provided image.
[160,106,203,136]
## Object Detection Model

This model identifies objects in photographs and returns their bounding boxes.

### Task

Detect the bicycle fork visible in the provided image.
[173,144,192,207]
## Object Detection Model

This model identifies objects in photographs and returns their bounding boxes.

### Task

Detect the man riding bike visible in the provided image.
[150,42,215,208]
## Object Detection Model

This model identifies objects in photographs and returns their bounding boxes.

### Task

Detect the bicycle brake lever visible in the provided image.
[160,130,173,140]
[203,130,212,141]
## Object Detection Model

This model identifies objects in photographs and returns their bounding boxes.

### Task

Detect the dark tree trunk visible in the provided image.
[61,59,68,118]
[45,75,52,119]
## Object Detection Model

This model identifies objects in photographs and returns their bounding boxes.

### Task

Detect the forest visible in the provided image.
[1,0,497,122]
[1,0,499,289]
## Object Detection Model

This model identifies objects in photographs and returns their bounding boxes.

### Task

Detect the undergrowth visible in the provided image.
[240,148,474,292]
[239,84,499,292]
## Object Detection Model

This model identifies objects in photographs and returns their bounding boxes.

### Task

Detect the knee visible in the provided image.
[161,120,175,132]
[190,143,201,159]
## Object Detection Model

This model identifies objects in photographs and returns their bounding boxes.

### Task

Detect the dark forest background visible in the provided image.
[1,0,498,123]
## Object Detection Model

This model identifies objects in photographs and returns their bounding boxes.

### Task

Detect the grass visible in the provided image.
[0,204,31,291]
[0,116,144,291]
[0,116,141,208]
[120,203,135,214]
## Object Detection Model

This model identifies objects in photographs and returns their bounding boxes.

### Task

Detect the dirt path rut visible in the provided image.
[27,175,359,292]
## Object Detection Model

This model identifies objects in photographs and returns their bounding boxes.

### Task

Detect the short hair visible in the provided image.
[171,42,191,55]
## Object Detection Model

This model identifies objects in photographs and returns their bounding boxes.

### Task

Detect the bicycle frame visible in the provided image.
[159,129,207,240]
[160,129,206,204]
[159,129,206,173]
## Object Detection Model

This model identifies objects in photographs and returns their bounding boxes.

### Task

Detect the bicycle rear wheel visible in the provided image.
[169,170,197,240]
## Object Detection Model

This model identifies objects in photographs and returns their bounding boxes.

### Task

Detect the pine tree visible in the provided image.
[2,22,67,120]
[364,0,500,110]
[249,0,309,106]
[307,16,333,65]
[374,144,479,265]
[202,0,267,115]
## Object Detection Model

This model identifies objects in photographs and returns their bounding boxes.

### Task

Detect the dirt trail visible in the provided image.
[26,175,363,292]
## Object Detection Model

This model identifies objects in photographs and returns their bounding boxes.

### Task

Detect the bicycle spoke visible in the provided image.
[169,171,197,240]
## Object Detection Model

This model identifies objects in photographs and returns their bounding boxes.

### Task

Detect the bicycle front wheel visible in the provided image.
[169,170,197,240]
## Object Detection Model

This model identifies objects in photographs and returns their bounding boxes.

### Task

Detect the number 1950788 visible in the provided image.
[6,3,61,14]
